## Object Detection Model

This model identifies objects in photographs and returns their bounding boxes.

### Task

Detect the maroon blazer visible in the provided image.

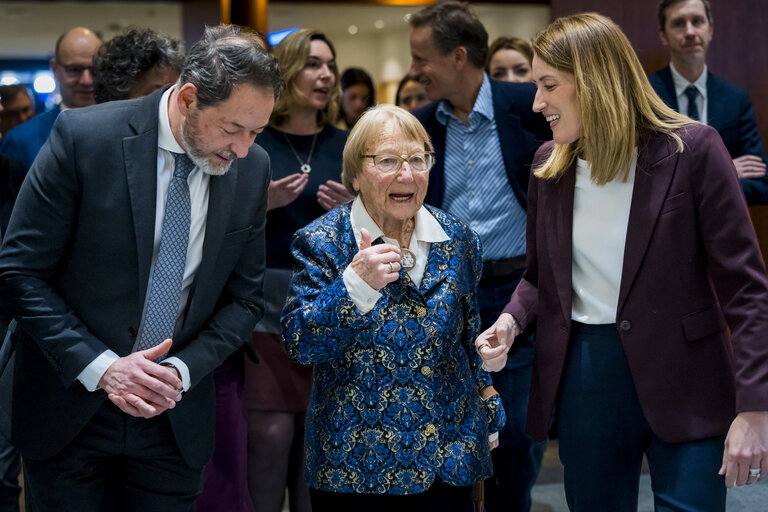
[504,123,768,443]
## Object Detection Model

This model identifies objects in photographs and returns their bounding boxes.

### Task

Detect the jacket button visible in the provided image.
[128,326,138,337]
[420,366,432,376]
[619,320,632,331]
[425,424,436,436]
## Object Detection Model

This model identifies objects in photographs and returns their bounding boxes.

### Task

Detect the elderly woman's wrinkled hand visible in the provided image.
[349,228,402,291]
[475,313,521,372]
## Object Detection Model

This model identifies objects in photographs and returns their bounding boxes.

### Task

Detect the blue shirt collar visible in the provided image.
[436,73,495,126]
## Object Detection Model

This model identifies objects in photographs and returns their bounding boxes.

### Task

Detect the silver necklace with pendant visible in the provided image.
[400,247,416,271]
[284,131,318,174]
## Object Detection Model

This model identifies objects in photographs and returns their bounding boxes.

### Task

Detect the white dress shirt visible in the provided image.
[77,86,210,392]
[571,152,636,324]
[670,62,708,125]
[342,195,449,314]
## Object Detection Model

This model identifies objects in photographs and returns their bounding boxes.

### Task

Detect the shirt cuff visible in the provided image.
[76,350,119,392]
[488,432,499,443]
[343,266,382,314]
[162,356,190,392]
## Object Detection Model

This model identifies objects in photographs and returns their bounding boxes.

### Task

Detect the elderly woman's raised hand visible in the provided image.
[475,313,521,372]
[349,228,402,291]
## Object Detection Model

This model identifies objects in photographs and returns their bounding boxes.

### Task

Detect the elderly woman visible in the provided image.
[282,104,504,511]
[476,13,768,512]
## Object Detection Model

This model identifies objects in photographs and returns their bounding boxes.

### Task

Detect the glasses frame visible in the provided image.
[362,151,435,174]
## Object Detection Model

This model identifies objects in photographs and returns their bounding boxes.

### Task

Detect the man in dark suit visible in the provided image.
[408,3,550,511]
[0,25,282,510]
[0,27,101,170]
[648,0,768,205]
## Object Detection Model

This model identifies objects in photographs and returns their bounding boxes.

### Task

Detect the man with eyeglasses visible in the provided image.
[0,27,102,171]
[408,3,551,512]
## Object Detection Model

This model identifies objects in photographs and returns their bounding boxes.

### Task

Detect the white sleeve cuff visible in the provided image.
[343,266,382,314]
[76,350,119,392]
[162,356,190,392]
[488,432,499,443]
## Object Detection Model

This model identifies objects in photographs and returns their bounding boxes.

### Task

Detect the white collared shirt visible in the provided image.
[571,151,637,324]
[670,62,708,125]
[342,195,449,314]
[77,86,210,392]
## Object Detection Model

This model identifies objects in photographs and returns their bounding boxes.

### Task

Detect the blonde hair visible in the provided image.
[533,12,692,184]
[341,105,433,195]
[270,29,340,128]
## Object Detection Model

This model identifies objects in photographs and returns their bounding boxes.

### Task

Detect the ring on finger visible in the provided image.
[749,468,761,478]
[388,262,394,273]
[476,342,490,355]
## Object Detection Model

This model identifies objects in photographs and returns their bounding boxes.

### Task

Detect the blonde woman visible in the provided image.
[476,13,768,511]
[243,29,351,512]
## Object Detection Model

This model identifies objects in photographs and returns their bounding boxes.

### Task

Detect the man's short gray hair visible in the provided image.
[180,24,284,108]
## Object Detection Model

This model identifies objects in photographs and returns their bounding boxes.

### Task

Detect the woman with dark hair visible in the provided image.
[92,27,184,103]
[395,75,429,113]
[338,67,375,128]
[486,36,533,83]
[243,28,352,512]
[477,12,768,511]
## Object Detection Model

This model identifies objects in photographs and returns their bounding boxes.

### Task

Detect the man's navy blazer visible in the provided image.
[0,88,269,467]
[649,66,768,205]
[0,103,61,171]
[413,80,551,211]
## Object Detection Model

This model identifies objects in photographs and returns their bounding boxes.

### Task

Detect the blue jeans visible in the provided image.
[0,431,20,512]
[557,323,726,512]
[478,271,545,512]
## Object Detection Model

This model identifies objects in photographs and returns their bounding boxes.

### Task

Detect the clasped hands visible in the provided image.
[98,339,183,419]
[474,313,521,372]
[267,174,353,212]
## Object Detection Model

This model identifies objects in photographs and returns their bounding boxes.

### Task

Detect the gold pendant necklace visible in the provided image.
[284,131,318,174]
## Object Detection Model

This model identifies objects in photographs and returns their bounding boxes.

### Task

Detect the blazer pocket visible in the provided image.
[661,192,688,215]
[681,304,725,341]
[221,226,252,248]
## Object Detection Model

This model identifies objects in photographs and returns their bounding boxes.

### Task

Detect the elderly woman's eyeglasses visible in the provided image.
[363,151,435,174]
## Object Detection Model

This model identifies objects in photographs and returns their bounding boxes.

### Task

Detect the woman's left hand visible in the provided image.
[719,411,768,487]
[317,180,354,211]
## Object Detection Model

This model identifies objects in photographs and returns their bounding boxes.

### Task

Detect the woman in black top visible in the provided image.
[243,29,351,512]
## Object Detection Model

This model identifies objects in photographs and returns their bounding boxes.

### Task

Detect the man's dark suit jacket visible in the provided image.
[0,88,269,468]
[0,104,61,171]
[504,124,768,443]
[413,80,551,211]
[649,66,768,205]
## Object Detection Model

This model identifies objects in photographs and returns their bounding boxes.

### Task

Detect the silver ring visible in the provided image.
[749,468,761,478]
[388,262,394,273]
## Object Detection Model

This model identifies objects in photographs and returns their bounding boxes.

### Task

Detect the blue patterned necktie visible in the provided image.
[136,152,195,354]
[684,86,700,121]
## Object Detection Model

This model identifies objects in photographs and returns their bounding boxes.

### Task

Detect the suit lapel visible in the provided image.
[617,134,678,314]
[546,165,576,326]
[706,73,725,131]
[418,240,450,296]
[657,67,679,111]
[124,95,162,309]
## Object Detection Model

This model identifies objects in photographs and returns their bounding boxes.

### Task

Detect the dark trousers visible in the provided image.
[478,271,545,512]
[23,401,202,512]
[0,431,20,512]
[309,479,471,512]
[196,351,254,512]
[557,322,727,512]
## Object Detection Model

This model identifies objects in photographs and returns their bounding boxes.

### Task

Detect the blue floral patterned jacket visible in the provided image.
[282,203,506,495]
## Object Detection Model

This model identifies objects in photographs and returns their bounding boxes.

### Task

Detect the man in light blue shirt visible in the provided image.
[409,2,551,511]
